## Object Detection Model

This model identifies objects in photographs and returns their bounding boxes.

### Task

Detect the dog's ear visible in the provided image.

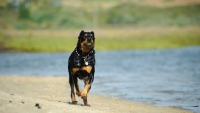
[79,30,85,37]
[77,30,84,48]
[91,31,94,37]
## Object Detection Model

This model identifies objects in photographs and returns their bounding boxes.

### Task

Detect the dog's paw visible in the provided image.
[76,91,82,97]
[85,103,90,107]
[72,101,77,104]
[81,96,90,107]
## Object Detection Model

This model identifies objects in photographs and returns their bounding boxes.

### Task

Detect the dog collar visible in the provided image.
[74,48,95,67]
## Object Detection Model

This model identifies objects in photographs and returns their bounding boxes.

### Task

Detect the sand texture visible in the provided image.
[0,76,192,113]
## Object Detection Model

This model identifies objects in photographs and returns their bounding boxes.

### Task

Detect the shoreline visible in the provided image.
[0,76,192,113]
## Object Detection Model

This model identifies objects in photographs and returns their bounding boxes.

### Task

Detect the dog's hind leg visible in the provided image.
[69,75,77,104]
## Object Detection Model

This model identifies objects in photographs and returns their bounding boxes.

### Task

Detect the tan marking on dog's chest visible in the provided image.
[81,66,92,74]
[72,66,92,74]
[72,68,79,74]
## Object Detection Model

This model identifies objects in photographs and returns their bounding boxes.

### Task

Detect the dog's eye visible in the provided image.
[82,36,86,40]
[87,36,93,40]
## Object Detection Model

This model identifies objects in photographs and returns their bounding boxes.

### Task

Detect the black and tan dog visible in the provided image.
[68,30,95,106]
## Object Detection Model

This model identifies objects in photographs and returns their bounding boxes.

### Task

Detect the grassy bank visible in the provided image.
[1,27,200,52]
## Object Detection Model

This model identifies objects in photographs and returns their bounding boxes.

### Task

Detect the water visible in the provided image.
[0,46,200,112]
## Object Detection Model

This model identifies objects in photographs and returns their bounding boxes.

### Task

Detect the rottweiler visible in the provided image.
[68,30,95,106]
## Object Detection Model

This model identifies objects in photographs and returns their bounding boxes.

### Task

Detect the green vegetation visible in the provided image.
[18,2,30,19]
[104,4,200,27]
[1,1,200,29]
[0,0,200,52]
[1,28,200,52]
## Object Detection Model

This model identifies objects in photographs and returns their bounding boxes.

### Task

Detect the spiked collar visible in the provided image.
[74,47,95,67]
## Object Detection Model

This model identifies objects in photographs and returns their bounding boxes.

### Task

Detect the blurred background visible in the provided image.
[0,0,200,52]
[0,0,200,112]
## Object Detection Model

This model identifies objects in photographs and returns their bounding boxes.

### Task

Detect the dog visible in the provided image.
[68,30,95,106]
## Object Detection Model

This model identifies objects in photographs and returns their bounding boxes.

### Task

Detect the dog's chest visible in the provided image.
[74,68,90,80]
[74,50,95,67]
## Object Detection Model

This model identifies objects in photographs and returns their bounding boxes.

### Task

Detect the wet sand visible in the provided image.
[0,76,192,113]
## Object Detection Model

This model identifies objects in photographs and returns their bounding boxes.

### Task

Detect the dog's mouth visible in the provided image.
[84,41,93,48]
[86,42,91,46]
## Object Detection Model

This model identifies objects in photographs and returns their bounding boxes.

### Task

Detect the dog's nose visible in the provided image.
[87,37,92,41]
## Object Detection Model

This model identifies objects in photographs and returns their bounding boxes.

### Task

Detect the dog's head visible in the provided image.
[77,30,95,53]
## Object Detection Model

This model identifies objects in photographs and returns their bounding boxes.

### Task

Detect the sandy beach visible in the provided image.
[0,76,192,113]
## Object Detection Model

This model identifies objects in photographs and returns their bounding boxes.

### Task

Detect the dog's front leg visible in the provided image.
[81,83,91,106]
[81,66,93,106]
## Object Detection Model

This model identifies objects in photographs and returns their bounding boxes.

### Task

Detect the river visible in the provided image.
[0,46,200,112]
